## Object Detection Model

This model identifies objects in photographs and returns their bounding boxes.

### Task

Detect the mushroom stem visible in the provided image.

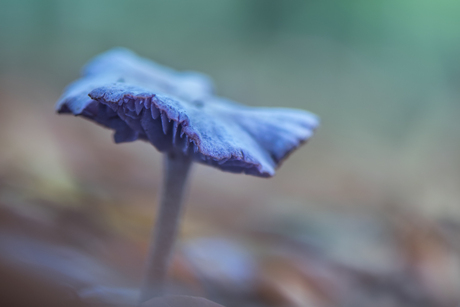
[140,152,193,302]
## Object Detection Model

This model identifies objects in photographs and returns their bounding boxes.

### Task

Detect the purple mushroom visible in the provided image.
[56,48,319,302]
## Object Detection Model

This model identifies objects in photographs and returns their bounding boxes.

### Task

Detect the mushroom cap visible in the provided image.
[56,48,319,177]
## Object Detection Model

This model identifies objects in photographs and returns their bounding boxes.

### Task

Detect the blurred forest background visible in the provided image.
[0,1,459,307]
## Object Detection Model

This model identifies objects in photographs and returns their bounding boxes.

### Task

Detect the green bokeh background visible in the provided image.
[1,1,460,306]
[0,0,460,224]
[1,0,460,236]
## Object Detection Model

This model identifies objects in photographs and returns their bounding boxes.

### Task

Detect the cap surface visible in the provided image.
[57,48,319,177]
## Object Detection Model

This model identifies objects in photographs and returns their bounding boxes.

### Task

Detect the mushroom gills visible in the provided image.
[161,112,169,134]
[151,105,160,119]
[135,99,143,115]
[172,121,179,145]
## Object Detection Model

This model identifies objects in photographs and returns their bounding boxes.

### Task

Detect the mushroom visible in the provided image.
[56,48,319,302]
